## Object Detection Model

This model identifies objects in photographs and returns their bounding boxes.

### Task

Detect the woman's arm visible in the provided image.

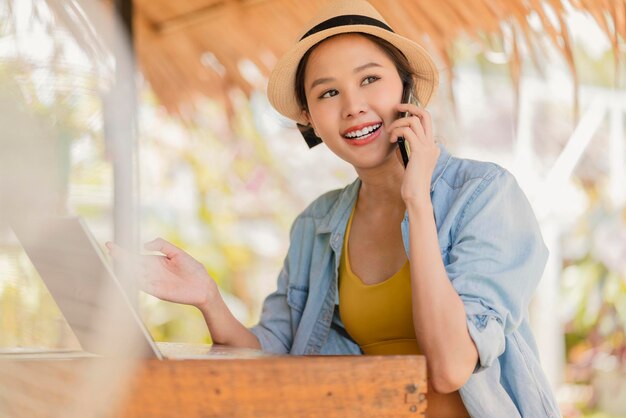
[406,200,478,394]
[390,105,548,394]
[388,104,477,393]
[197,290,261,349]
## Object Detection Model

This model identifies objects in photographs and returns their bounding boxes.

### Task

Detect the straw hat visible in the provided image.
[267,0,439,127]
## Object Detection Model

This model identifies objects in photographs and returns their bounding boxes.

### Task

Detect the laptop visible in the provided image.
[11,216,265,360]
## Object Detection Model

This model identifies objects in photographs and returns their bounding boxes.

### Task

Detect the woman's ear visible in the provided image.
[301,110,319,136]
[297,110,323,148]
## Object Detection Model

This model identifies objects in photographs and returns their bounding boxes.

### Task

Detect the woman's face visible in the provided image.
[302,34,404,169]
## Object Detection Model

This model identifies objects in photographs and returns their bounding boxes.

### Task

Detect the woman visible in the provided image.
[108,0,561,416]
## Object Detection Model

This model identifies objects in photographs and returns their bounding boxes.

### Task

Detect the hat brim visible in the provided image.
[267,26,439,125]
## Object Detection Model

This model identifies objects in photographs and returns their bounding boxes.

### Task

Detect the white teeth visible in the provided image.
[345,123,381,139]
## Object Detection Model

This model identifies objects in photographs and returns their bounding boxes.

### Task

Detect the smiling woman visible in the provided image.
[107,1,562,417]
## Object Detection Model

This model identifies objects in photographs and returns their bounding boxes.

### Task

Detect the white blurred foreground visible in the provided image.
[0,1,143,417]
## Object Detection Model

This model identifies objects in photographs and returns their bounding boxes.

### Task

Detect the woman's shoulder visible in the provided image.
[434,150,538,230]
[437,151,512,191]
[294,179,359,222]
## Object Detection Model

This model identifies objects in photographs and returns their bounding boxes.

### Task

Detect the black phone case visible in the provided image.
[397,87,413,168]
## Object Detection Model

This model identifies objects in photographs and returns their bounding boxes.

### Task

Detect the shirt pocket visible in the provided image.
[287,285,309,313]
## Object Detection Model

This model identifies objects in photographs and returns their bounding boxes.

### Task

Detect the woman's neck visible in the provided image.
[355,160,405,210]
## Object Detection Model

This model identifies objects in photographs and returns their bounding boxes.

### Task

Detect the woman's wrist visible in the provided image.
[195,280,221,315]
[195,283,260,349]
[196,284,233,342]
[404,195,433,213]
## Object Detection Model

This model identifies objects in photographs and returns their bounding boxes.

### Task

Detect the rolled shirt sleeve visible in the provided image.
[445,169,548,372]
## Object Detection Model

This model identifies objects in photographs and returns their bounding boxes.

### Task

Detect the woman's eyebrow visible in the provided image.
[310,77,334,90]
[309,62,383,91]
[353,62,382,73]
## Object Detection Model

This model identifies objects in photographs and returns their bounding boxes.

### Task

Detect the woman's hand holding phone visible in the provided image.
[388,102,440,207]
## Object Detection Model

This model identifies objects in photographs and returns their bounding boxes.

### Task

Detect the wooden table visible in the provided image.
[0,344,427,418]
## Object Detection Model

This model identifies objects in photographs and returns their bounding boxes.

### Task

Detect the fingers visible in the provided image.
[106,238,180,260]
[388,117,423,144]
[105,241,178,299]
[144,237,182,258]
[105,241,137,261]
[135,270,153,294]
[105,241,148,286]
[105,241,116,254]
[124,254,166,296]
[389,121,429,151]
[141,255,167,280]
[391,105,433,142]
[400,104,432,140]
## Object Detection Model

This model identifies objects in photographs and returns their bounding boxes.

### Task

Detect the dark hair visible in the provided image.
[295,32,417,114]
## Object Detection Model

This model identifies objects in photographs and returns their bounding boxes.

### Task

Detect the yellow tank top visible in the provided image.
[338,207,421,355]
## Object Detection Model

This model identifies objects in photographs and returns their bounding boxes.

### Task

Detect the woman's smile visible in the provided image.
[342,121,383,146]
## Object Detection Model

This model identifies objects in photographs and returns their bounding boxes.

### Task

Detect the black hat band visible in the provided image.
[300,14,394,41]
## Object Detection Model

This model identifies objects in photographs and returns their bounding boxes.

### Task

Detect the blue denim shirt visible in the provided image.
[250,144,561,417]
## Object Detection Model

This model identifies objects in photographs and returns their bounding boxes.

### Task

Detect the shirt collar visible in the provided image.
[316,179,360,235]
[431,143,451,192]
[316,143,451,234]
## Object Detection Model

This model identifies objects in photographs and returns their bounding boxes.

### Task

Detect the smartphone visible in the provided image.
[397,87,414,168]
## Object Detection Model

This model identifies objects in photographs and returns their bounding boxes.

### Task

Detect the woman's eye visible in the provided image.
[320,89,338,99]
[362,76,380,85]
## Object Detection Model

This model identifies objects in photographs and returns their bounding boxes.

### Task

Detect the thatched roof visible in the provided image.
[133,0,625,117]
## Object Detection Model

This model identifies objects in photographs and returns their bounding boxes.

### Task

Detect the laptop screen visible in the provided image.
[12,217,160,358]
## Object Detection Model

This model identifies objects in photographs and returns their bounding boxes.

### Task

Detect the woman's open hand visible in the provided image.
[105,238,217,309]
[387,103,440,207]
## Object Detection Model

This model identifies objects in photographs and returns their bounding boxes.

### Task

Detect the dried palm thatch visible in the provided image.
[133,0,625,119]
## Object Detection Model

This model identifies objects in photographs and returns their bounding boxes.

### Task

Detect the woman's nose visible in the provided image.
[341,89,367,119]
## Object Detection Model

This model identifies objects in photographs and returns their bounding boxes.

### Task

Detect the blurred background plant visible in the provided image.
[560,188,626,417]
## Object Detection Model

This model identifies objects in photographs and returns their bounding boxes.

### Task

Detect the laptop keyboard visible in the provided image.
[156,342,274,359]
